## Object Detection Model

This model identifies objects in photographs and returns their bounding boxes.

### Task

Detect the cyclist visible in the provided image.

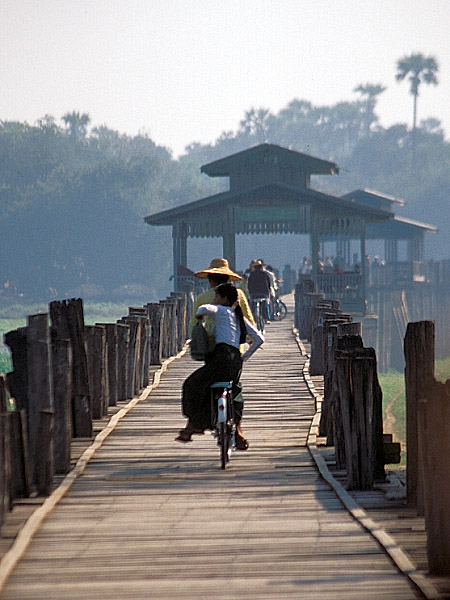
[248,259,271,324]
[177,283,264,448]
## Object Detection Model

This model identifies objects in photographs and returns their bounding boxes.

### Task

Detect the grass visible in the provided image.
[379,358,450,466]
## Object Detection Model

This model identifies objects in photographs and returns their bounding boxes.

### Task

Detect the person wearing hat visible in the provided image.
[178,282,264,446]
[185,258,256,449]
[188,258,255,341]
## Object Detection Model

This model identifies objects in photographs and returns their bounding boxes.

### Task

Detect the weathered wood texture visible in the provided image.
[27,314,53,484]
[52,338,72,474]
[50,299,91,438]
[1,302,422,599]
[419,379,450,575]
[404,320,435,510]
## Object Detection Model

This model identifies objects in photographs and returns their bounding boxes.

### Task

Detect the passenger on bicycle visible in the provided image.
[177,283,264,447]
[247,259,271,323]
[188,258,255,346]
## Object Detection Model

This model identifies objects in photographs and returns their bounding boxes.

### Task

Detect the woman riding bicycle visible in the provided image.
[177,283,264,448]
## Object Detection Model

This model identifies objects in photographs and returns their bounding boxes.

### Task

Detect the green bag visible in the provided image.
[190,320,209,361]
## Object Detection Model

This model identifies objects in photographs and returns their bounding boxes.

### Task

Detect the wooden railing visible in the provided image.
[0,290,193,531]
[294,280,398,492]
[295,279,450,574]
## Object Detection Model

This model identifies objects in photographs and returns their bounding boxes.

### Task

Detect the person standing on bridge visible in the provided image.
[178,283,264,447]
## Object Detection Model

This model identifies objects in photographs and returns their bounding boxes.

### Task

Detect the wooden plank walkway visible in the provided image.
[1,301,424,599]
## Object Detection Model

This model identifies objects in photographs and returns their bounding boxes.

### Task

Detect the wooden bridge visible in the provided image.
[1,296,448,599]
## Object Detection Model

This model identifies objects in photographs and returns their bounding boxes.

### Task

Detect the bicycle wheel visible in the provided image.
[272,299,287,321]
[219,422,229,469]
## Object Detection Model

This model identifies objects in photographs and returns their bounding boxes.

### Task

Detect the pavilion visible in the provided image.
[145,143,395,312]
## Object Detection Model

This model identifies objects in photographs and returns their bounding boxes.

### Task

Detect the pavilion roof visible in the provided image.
[200,143,339,178]
[145,181,391,227]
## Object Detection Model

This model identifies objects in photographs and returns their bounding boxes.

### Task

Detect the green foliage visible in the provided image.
[0,82,449,303]
[0,352,12,375]
[378,357,450,466]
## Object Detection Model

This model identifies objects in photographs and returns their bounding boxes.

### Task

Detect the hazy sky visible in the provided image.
[2,0,449,157]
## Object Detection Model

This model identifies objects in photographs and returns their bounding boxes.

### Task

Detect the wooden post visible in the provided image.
[52,337,72,474]
[102,324,118,407]
[85,326,104,419]
[0,413,13,519]
[419,380,450,574]
[336,354,375,491]
[36,409,54,496]
[10,410,31,498]
[4,327,28,412]
[404,321,435,509]
[116,323,130,401]
[159,300,170,359]
[146,303,164,365]
[117,318,140,399]
[27,313,53,484]
[50,299,91,438]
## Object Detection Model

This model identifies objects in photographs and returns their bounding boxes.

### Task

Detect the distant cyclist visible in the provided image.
[247,259,271,323]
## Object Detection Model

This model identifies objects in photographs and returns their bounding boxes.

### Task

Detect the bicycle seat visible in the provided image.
[210,381,233,389]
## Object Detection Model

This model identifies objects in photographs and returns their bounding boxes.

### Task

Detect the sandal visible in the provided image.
[175,428,193,442]
[235,433,249,451]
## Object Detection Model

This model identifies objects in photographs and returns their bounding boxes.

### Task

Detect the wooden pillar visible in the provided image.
[173,222,188,292]
[52,338,72,474]
[404,320,435,509]
[27,313,53,484]
[116,323,130,401]
[85,326,104,420]
[310,221,319,285]
[146,303,164,365]
[384,238,398,264]
[360,224,366,316]
[50,299,91,438]
[223,207,236,270]
[407,235,423,261]
[36,409,54,496]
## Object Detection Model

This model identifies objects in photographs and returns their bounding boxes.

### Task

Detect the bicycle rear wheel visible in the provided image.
[273,299,287,321]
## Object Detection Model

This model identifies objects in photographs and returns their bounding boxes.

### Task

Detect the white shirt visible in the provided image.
[196,304,264,361]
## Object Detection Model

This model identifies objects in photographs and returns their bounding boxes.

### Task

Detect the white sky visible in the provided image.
[1,0,449,157]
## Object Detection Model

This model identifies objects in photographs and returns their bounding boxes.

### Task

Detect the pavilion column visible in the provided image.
[407,236,423,261]
[222,207,236,270]
[384,238,398,264]
[310,220,320,284]
[172,222,187,291]
[360,224,366,316]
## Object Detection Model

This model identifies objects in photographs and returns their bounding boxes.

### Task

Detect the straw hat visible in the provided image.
[194,258,242,281]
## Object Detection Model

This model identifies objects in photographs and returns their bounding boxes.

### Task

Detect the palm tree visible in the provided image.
[62,111,91,140]
[353,83,386,138]
[396,53,438,167]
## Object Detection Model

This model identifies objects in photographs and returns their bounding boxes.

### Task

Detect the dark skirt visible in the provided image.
[182,343,243,431]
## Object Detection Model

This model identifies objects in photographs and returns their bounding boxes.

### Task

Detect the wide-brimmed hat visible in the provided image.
[194,258,242,281]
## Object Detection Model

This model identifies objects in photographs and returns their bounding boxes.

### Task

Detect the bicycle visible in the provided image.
[210,381,235,469]
[271,295,287,321]
[250,297,267,333]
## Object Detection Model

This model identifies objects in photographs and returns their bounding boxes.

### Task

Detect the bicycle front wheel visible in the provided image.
[219,422,229,469]
[273,299,287,321]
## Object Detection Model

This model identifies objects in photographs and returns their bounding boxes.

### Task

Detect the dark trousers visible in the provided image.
[182,343,243,431]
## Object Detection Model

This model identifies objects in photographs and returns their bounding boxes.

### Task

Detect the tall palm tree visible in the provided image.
[396,53,438,133]
[396,53,438,169]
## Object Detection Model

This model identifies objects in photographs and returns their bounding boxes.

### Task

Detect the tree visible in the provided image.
[396,53,439,167]
[353,83,386,137]
[62,111,91,140]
